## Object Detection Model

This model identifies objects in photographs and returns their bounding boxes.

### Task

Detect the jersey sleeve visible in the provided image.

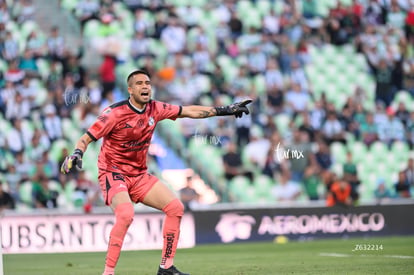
[86,107,117,141]
[154,101,182,121]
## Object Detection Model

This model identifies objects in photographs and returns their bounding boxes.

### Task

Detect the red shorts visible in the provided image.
[98,170,159,205]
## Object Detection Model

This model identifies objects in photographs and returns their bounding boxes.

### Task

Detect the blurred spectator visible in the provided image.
[39,151,59,180]
[15,0,35,23]
[161,16,186,54]
[222,142,253,181]
[228,10,243,38]
[342,152,360,202]
[32,174,59,208]
[271,170,301,202]
[46,60,63,90]
[303,161,322,200]
[407,111,414,148]
[395,102,410,126]
[286,129,313,183]
[402,157,414,187]
[377,106,405,145]
[4,165,21,201]
[226,37,240,58]
[46,26,65,61]
[215,20,231,54]
[74,170,100,208]
[179,175,200,211]
[326,178,352,207]
[321,111,346,144]
[374,178,394,203]
[5,59,25,83]
[404,59,414,97]
[75,0,100,30]
[0,181,15,211]
[367,57,396,107]
[26,30,47,58]
[263,9,280,35]
[133,9,152,34]
[406,3,414,40]
[0,2,10,23]
[62,51,86,89]
[18,76,37,109]
[5,92,31,120]
[246,45,267,76]
[309,100,326,131]
[360,112,379,146]
[26,129,50,161]
[244,127,271,170]
[18,49,39,78]
[386,2,406,29]
[234,90,253,147]
[15,151,31,181]
[394,171,411,198]
[285,82,311,115]
[315,140,333,172]
[99,54,117,98]
[298,112,317,142]
[43,104,63,142]
[263,131,289,178]
[340,104,360,138]
[2,31,19,61]
[6,118,32,154]
[130,31,153,61]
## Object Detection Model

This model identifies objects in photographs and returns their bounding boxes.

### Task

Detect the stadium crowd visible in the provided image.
[0,0,414,211]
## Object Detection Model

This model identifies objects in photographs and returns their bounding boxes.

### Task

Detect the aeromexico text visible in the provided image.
[257,213,384,235]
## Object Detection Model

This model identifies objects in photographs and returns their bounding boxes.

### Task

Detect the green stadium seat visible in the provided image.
[49,138,70,163]
[239,185,259,203]
[391,141,410,163]
[369,141,388,157]
[256,0,272,16]
[253,74,266,96]
[19,181,33,206]
[229,175,251,198]
[348,141,368,163]
[330,142,347,164]
[60,0,79,11]
[83,19,101,38]
[254,174,274,197]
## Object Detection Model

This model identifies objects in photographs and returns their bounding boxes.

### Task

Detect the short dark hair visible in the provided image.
[127,69,150,85]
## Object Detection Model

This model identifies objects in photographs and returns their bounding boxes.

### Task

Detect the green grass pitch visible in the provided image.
[4,236,414,275]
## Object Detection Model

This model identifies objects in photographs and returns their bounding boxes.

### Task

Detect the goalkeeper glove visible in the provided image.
[215,99,252,118]
[60,149,83,174]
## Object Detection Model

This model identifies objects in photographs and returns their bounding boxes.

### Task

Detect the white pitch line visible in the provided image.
[383,255,414,259]
[319,253,414,259]
[319,253,350,257]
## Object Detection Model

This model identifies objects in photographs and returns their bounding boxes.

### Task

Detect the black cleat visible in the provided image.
[157,265,190,275]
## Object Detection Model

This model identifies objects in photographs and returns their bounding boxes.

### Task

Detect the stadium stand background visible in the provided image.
[0,0,414,212]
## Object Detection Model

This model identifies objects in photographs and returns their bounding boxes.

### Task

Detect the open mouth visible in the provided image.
[141,92,149,97]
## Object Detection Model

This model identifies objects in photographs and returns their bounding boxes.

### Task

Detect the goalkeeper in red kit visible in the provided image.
[61,70,252,275]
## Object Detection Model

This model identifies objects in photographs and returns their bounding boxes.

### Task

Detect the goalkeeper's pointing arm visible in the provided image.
[179,99,252,119]
[60,133,93,174]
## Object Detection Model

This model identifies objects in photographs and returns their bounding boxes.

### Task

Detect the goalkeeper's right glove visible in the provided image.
[214,99,252,118]
[60,149,83,174]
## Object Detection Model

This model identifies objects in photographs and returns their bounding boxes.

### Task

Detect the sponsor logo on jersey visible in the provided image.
[123,123,133,129]
[148,116,154,126]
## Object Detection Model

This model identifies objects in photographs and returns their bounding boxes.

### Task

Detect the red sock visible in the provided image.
[160,199,184,269]
[104,202,134,271]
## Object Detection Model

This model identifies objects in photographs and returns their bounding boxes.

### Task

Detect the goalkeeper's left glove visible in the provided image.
[215,99,252,118]
[60,149,83,174]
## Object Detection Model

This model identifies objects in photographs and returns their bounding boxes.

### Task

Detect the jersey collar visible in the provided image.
[128,98,150,114]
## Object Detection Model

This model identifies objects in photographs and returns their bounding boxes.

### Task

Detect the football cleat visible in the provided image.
[157,265,190,275]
